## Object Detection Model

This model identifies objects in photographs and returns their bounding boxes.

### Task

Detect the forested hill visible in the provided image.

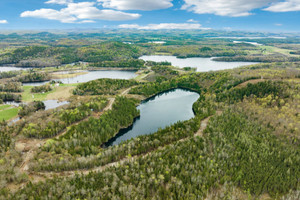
[0,42,142,67]
[1,32,300,199]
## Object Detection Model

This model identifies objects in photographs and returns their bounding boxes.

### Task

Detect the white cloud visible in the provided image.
[187,19,198,23]
[264,0,300,12]
[21,2,140,23]
[98,0,173,11]
[119,23,209,30]
[21,8,77,23]
[0,20,8,24]
[182,0,274,17]
[182,0,300,16]
[119,24,140,28]
[275,23,283,26]
[45,0,73,5]
[78,20,96,23]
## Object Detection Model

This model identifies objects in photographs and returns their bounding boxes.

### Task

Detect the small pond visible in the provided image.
[43,100,69,110]
[106,88,200,146]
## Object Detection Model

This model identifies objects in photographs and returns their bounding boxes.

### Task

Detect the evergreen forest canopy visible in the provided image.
[0,30,300,199]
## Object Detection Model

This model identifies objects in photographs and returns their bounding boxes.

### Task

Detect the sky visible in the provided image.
[0,0,300,32]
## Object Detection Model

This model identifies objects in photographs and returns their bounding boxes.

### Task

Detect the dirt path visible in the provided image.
[195,117,211,137]
[34,113,217,179]
[17,139,45,172]
[97,87,133,112]
[17,86,215,188]
[103,97,114,111]
[235,79,265,88]
[17,86,135,173]
[195,111,222,137]
[17,98,114,173]
[14,111,209,190]
[120,86,134,95]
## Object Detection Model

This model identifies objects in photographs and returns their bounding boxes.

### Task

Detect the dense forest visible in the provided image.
[0,71,22,79]
[0,32,300,199]
[16,72,50,83]
[214,55,300,62]
[21,97,108,138]
[90,59,145,69]
[73,79,138,95]
[10,108,300,199]
[0,82,22,93]
[41,97,139,156]
[0,42,142,67]
[30,84,52,93]
[0,92,21,102]
[18,101,45,118]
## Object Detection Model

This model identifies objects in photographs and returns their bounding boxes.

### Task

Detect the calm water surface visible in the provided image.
[43,100,69,110]
[23,70,137,86]
[0,65,29,72]
[106,88,199,146]
[140,55,258,72]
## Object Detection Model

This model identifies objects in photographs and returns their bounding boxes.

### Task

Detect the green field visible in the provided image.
[21,84,76,102]
[0,106,19,121]
[21,85,57,102]
[261,45,293,55]
[0,105,10,110]
[246,45,294,56]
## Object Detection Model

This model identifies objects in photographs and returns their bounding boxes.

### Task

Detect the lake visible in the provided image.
[106,88,200,146]
[23,70,137,86]
[140,55,258,72]
[5,99,68,110]
[233,41,262,46]
[7,100,69,125]
[43,100,69,110]
[0,65,29,72]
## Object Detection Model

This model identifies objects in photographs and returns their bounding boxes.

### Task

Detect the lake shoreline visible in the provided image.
[106,88,200,146]
[140,55,258,72]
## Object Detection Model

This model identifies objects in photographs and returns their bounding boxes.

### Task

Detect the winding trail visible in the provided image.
[19,139,45,172]
[15,87,222,194]
[32,112,221,180]
[17,87,135,173]
[195,111,222,137]
[235,79,266,89]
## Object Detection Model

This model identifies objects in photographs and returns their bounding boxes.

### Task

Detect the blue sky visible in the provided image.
[0,0,300,32]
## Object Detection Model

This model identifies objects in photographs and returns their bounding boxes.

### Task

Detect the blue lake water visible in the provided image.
[107,88,200,146]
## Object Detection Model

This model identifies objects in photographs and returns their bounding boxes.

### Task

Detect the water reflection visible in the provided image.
[106,88,199,146]
[140,55,258,72]
[23,70,137,86]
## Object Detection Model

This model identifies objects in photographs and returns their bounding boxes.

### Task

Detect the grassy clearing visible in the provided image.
[0,107,19,121]
[0,104,11,110]
[246,45,294,56]
[134,71,152,81]
[260,45,294,56]
[46,85,75,101]
[22,86,56,102]
[61,83,80,87]
[21,85,75,102]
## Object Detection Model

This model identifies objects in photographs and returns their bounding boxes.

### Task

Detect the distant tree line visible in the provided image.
[73,79,138,96]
